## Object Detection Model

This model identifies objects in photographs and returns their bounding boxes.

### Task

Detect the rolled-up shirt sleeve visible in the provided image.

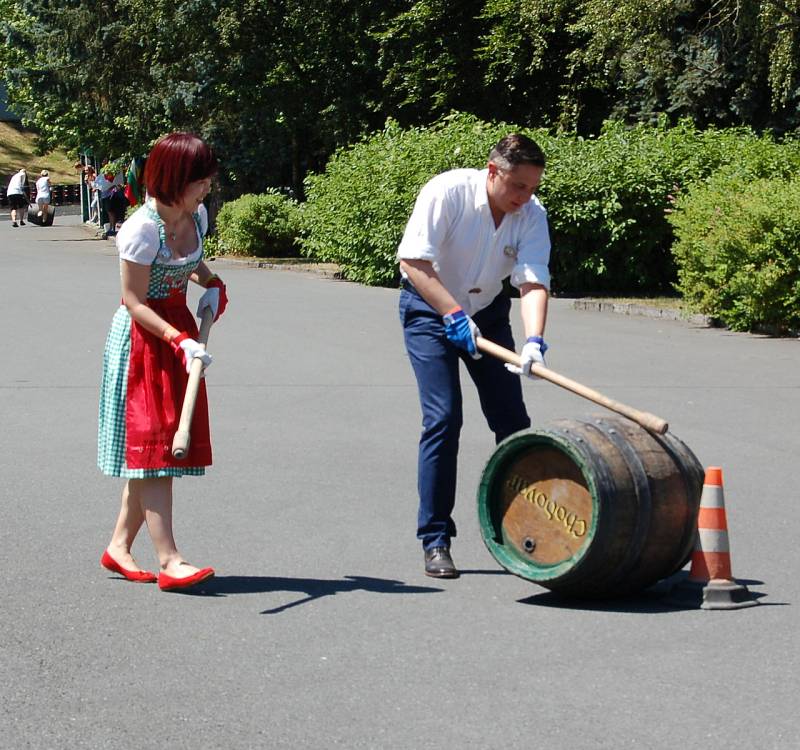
[510,203,552,291]
[397,180,452,263]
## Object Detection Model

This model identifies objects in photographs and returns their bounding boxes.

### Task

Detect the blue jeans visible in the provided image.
[399,283,531,550]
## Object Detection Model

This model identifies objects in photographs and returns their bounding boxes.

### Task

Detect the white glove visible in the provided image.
[171,334,213,374]
[505,336,548,379]
[196,286,220,320]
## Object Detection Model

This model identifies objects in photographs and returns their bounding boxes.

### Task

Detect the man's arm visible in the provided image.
[519,282,549,339]
[400,259,460,315]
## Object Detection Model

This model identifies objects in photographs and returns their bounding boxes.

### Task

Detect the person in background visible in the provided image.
[84,165,100,223]
[96,161,127,238]
[35,169,52,220]
[397,133,552,578]
[97,132,229,592]
[6,168,29,227]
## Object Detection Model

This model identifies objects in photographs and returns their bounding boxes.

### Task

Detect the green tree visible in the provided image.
[478,0,605,132]
[569,0,800,132]
[476,0,800,134]
[377,0,491,125]
[0,0,402,197]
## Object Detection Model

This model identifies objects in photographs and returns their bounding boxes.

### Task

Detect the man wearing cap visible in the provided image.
[397,133,552,578]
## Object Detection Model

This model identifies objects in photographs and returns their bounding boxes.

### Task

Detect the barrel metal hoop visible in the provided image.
[547,421,625,586]
[585,418,653,586]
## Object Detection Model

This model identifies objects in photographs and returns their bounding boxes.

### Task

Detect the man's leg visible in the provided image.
[400,287,463,555]
[465,294,531,443]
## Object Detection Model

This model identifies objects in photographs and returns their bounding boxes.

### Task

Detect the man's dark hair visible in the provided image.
[489,133,546,170]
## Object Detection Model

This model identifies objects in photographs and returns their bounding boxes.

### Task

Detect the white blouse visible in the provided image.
[116,203,208,266]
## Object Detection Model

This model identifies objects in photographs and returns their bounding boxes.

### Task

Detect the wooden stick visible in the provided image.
[476,336,669,434]
[172,308,214,459]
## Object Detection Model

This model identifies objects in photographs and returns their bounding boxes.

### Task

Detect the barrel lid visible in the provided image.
[477,427,601,582]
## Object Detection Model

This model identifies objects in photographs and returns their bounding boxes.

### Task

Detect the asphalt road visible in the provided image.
[2,214,798,749]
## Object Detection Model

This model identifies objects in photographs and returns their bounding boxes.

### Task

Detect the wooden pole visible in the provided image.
[172,308,214,459]
[476,336,669,434]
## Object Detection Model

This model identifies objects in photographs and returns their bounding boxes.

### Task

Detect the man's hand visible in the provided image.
[506,335,548,378]
[443,306,482,359]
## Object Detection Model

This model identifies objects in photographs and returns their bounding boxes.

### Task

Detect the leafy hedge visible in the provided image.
[299,112,800,295]
[670,175,800,332]
[214,190,301,257]
[535,121,800,293]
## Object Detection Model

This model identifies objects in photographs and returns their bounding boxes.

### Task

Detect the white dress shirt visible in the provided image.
[397,168,551,316]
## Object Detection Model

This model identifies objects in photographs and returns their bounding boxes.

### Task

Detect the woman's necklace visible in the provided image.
[164,216,182,242]
[153,200,184,245]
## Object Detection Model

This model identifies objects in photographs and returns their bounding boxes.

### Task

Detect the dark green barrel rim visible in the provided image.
[477,428,601,582]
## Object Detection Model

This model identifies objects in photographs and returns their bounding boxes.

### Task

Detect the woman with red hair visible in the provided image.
[97,132,228,591]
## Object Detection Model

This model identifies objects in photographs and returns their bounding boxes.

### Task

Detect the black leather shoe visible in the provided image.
[424,546,459,578]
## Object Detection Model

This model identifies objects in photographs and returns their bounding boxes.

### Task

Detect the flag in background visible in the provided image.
[124,156,146,207]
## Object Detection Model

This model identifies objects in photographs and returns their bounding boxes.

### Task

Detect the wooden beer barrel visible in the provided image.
[477,416,704,598]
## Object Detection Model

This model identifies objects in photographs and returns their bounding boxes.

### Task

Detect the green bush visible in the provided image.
[538,120,800,294]
[215,190,301,257]
[670,174,800,332]
[300,113,800,293]
[537,122,680,293]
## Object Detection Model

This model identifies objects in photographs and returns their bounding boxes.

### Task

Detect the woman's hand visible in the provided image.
[196,275,228,321]
[170,333,213,373]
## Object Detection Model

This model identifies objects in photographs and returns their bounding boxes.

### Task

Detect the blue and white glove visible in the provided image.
[506,335,548,378]
[443,306,482,359]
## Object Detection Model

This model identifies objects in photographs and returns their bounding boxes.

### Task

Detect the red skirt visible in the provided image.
[125,296,212,470]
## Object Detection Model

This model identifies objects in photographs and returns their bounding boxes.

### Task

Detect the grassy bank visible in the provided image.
[0,121,78,182]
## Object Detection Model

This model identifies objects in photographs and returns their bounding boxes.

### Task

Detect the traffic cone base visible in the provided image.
[669,577,758,610]
[701,579,758,610]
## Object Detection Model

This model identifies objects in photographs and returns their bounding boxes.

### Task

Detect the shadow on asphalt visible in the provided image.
[516,578,784,613]
[458,569,511,575]
[169,574,444,613]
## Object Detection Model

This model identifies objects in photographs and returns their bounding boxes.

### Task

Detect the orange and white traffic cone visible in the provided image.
[672,466,758,609]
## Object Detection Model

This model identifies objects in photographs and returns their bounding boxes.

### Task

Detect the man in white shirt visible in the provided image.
[6,168,29,227]
[397,133,551,578]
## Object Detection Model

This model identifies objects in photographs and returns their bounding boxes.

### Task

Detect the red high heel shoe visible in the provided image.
[100,550,158,583]
[158,565,215,591]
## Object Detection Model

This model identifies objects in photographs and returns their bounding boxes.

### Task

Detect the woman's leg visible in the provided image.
[136,477,203,578]
[105,480,149,571]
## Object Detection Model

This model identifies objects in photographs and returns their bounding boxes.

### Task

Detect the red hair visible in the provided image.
[143,132,218,205]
